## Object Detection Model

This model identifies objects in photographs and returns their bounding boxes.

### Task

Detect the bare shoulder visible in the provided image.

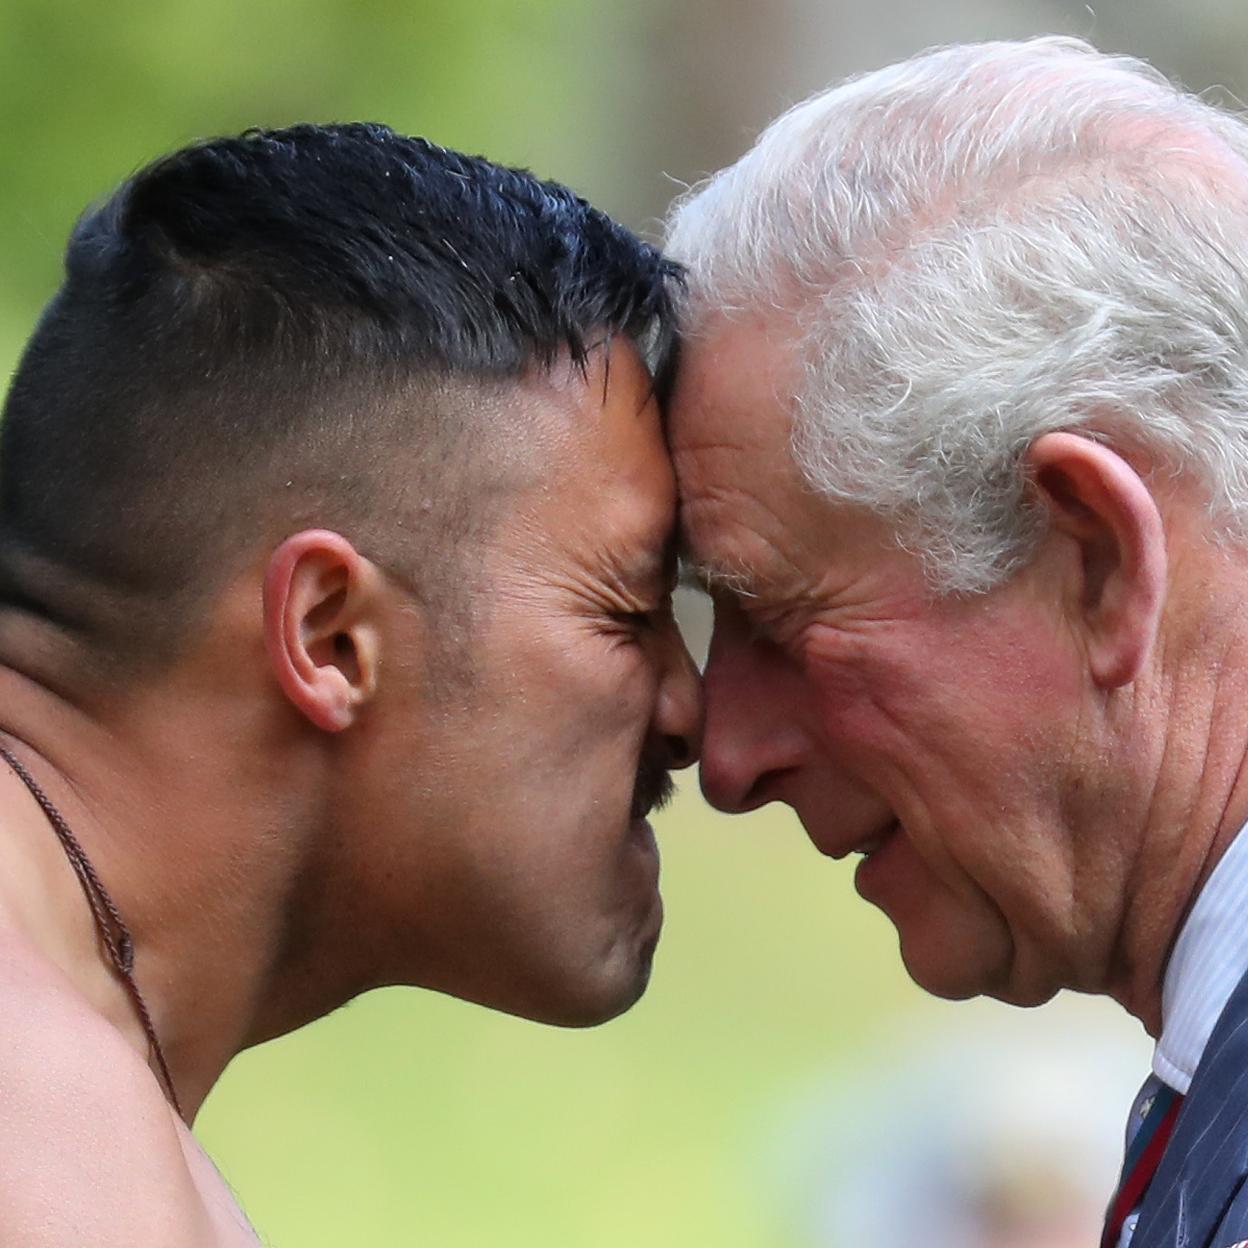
[0,934,251,1246]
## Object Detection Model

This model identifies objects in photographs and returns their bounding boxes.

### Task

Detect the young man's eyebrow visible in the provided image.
[621,533,679,593]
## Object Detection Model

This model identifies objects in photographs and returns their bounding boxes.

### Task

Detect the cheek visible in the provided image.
[800,626,935,764]
[801,618,1078,792]
[510,616,660,756]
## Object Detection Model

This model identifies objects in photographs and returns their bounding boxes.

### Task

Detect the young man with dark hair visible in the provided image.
[0,123,699,1244]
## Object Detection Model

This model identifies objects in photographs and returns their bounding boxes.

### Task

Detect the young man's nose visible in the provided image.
[654,627,703,771]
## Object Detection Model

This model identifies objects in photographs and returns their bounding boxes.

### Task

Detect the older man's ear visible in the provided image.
[1025,431,1168,691]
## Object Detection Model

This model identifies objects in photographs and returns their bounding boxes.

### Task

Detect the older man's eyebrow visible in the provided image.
[677,557,760,599]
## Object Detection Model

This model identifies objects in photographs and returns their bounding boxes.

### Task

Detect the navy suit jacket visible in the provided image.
[1134,963,1248,1248]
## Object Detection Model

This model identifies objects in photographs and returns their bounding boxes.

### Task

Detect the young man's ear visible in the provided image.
[1025,431,1167,690]
[263,530,385,732]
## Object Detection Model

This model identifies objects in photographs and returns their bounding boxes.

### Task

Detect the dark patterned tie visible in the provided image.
[1101,1081,1185,1248]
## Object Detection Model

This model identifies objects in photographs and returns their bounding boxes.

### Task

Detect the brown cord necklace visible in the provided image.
[0,741,183,1118]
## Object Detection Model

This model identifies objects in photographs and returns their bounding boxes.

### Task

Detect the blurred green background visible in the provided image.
[7,0,1242,1243]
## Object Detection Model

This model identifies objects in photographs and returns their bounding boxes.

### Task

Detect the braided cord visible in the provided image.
[0,741,183,1118]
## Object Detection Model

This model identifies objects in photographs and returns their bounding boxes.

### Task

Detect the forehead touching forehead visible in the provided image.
[670,309,808,585]
[671,305,925,619]
[501,341,678,579]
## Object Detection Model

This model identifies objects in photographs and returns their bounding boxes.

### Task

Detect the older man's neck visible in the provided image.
[1108,618,1248,1037]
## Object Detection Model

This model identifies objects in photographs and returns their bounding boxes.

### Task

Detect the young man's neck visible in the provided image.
[0,661,324,1120]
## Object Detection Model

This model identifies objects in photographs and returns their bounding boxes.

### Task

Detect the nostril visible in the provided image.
[739,772,779,813]
[663,733,692,769]
[701,756,788,815]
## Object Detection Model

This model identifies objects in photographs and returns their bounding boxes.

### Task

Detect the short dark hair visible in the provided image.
[0,123,682,666]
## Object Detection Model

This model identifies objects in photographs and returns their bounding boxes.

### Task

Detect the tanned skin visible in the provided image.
[0,347,700,1245]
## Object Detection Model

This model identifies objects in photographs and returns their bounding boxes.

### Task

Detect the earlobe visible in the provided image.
[263,530,384,732]
[1026,432,1167,690]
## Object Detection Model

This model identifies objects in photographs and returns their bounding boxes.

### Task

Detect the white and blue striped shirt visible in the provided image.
[1118,822,1248,1247]
[1154,822,1248,1095]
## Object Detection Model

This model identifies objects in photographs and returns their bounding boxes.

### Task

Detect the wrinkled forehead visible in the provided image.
[667,310,802,463]
[667,312,818,589]
[491,340,679,571]
[668,308,916,604]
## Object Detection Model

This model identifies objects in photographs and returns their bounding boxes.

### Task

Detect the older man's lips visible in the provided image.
[854,821,908,901]
[813,819,901,861]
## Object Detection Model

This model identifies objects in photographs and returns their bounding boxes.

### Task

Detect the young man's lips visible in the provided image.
[629,818,663,904]
[629,816,659,855]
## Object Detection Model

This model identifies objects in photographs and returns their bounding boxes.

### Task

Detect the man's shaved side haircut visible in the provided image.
[0,123,681,666]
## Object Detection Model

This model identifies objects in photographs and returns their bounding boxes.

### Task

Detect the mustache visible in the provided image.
[629,749,676,821]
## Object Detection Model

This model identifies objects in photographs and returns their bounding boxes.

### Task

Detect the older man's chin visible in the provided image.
[861,845,1056,1007]
[892,924,1061,1008]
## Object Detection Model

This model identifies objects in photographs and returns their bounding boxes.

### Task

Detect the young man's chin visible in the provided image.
[517,938,661,1030]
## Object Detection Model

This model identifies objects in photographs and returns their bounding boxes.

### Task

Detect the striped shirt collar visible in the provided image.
[1153,821,1248,1094]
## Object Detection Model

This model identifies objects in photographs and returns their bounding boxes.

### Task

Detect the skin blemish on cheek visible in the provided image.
[801,628,878,698]
[802,612,971,751]
[803,677,919,784]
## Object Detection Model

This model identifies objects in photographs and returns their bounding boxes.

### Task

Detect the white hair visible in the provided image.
[666,37,1248,592]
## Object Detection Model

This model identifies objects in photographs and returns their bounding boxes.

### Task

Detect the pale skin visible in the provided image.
[0,344,699,1244]
[672,308,1248,1033]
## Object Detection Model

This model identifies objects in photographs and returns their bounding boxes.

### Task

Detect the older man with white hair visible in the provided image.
[667,37,1248,1248]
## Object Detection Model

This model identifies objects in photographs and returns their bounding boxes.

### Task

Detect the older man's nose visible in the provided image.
[698,621,807,814]
[699,722,768,812]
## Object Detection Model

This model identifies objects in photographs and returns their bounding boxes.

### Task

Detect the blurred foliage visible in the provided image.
[0,2,1179,1243]
[0,0,654,368]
